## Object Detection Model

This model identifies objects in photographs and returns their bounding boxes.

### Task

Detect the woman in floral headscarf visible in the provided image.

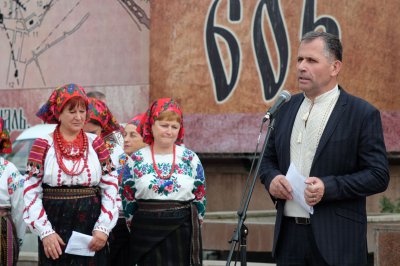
[105,113,148,266]
[120,98,206,266]
[123,113,147,156]
[84,97,124,166]
[23,84,119,265]
[0,118,26,266]
[84,97,128,266]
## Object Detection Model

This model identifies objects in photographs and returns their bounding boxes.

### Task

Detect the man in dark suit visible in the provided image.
[259,31,389,266]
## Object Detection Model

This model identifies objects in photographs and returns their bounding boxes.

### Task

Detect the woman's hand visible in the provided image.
[88,231,108,252]
[42,233,65,260]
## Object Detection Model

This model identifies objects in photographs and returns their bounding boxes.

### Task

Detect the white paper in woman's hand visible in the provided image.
[65,231,95,256]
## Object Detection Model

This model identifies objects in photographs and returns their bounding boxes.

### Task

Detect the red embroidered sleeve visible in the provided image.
[92,136,115,175]
[26,138,49,181]
[23,138,51,236]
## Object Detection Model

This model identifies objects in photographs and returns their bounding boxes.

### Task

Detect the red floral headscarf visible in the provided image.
[87,98,120,138]
[137,98,184,145]
[0,117,12,154]
[129,113,145,127]
[36,84,89,124]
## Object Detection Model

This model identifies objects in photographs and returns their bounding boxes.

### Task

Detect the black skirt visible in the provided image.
[108,217,130,266]
[39,186,109,266]
[0,213,19,266]
[129,200,202,266]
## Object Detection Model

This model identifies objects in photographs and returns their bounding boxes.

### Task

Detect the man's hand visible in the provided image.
[304,176,325,206]
[269,175,293,200]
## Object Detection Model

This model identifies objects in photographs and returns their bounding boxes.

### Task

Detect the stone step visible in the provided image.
[18,251,38,266]
[18,211,400,264]
[202,210,400,253]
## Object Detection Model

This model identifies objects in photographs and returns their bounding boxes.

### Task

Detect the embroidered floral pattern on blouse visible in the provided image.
[117,153,129,185]
[105,138,117,153]
[26,162,42,179]
[0,158,26,246]
[149,177,181,196]
[7,170,24,195]
[1,160,24,195]
[120,145,207,226]
[120,161,137,225]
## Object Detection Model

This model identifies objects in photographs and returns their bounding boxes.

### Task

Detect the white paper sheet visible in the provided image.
[65,231,95,257]
[286,163,314,214]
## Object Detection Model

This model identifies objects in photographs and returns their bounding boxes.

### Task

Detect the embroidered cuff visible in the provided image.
[40,229,56,240]
[93,226,110,236]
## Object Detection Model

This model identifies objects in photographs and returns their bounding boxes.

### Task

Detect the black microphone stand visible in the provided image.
[226,118,276,266]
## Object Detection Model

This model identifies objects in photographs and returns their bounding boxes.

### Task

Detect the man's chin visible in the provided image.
[298,83,312,91]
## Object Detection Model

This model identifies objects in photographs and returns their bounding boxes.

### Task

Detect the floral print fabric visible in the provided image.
[36,83,88,124]
[120,145,206,226]
[0,157,25,246]
[129,113,145,127]
[87,98,121,138]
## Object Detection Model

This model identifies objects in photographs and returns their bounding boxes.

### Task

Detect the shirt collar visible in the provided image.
[304,84,339,104]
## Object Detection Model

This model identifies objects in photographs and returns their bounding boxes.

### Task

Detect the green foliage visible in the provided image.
[379,196,400,213]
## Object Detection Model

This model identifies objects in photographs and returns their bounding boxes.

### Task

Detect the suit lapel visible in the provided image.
[312,88,348,167]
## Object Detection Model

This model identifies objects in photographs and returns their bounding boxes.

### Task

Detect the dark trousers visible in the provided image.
[275,217,329,266]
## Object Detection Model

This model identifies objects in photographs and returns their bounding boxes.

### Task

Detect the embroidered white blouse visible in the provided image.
[0,157,26,246]
[23,133,119,239]
[120,145,206,226]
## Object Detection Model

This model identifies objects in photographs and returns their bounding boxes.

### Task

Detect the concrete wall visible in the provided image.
[0,0,150,137]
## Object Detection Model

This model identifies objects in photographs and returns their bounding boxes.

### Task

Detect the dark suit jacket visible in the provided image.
[259,87,389,266]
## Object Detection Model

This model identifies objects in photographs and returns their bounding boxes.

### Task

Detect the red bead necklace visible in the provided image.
[53,125,89,176]
[151,144,176,180]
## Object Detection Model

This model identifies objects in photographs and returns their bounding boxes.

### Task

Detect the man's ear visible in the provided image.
[331,60,342,76]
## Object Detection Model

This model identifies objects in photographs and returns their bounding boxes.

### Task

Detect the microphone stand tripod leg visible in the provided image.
[240,224,248,266]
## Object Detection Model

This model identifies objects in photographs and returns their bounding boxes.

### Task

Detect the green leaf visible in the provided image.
[380,196,396,213]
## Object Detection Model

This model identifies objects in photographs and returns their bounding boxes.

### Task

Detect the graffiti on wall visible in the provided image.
[205,0,341,103]
[0,0,150,137]
[0,0,149,89]
[0,108,29,132]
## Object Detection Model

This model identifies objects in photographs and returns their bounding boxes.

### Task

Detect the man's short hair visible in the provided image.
[301,31,342,62]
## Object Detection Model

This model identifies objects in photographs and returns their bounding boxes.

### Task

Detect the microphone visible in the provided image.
[263,90,291,122]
